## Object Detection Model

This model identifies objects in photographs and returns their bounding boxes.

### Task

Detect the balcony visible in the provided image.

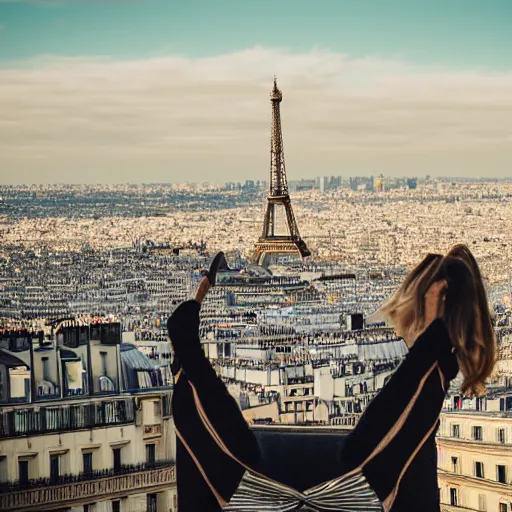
[330,413,361,427]
[0,398,135,438]
[0,461,176,512]
[440,505,480,512]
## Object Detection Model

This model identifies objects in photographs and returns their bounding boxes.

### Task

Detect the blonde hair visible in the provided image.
[380,245,496,397]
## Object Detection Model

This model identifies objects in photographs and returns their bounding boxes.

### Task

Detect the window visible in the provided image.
[147,493,157,512]
[112,448,121,472]
[473,426,483,441]
[0,366,4,397]
[497,465,507,484]
[450,487,458,506]
[498,428,506,444]
[100,352,108,376]
[112,501,120,512]
[18,460,29,485]
[71,404,89,429]
[42,357,49,381]
[478,493,487,511]
[452,424,460,438]
[451,456,459,473]
[0,456,7,482]
[50,454,60,484]
[14,409,41,435]
[103,401,126,424]
[146,444,156,466]
[83,452,93,475]
[499,504,507,512]
[475,461,484,478]
[45,407,71,431]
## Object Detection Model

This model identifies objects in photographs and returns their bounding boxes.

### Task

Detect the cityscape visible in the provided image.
[1,78,512,512]
[2,1,512,512]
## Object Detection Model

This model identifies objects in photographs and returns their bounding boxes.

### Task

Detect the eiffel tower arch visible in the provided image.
[253,78,311,266]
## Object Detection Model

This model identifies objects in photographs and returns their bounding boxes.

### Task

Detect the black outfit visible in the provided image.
[168,301,458,512]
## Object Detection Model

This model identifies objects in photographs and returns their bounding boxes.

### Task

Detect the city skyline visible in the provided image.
[1,0,512,184]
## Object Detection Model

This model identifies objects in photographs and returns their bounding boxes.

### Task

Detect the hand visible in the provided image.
[424,279,448,328]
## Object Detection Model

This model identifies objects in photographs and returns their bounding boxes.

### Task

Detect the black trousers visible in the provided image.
[169,300,453,511]
[169,301,261,511]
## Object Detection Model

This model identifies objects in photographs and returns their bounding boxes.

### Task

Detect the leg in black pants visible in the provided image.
[168,299,261,511]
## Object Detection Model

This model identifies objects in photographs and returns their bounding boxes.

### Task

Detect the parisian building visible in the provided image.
[0,323,177,512]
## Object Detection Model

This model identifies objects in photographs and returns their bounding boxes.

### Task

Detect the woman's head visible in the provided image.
[380,244,496,396]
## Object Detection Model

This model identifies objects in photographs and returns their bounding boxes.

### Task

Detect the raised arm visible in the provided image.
[341,318,458,508]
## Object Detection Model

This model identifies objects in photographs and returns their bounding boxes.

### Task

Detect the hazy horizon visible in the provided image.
[2,175,512,188]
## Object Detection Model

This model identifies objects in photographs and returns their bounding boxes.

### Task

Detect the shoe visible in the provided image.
[202,251,230,287]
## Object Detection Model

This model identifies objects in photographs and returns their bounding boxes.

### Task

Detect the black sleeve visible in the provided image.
[342,319,451,465]
[341,319,455,506]
[387,434,441,512]
[363,362,446,506]
[168,300,260,467]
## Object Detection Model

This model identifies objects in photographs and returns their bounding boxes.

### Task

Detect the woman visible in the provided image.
[168,245,496,512]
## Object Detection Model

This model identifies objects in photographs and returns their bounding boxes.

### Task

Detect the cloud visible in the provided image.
[1,47,512,184]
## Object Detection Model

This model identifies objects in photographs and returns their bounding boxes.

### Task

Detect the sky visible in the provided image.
[0,0,511,184]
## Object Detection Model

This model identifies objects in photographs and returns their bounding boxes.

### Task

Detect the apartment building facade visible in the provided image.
[438,397,512,512]
[0,323,177,512]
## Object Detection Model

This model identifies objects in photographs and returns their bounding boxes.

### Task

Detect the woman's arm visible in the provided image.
[343,319,452,463]
[341,318,457,507]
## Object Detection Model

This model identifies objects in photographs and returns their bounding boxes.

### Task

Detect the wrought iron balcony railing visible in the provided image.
[0,398,135,438]
[0,459,175,493]
[440,505,480,512]
[0,461,176,512]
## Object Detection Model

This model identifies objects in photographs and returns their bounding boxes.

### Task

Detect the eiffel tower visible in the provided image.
[253,78,311,266]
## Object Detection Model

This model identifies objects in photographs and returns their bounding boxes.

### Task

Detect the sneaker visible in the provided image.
[204,251,230,287]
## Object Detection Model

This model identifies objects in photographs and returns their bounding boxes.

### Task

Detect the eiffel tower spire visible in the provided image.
[253,78,311,265]
[269,76,288,197]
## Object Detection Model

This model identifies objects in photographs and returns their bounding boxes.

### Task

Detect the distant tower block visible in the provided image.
[375,174,385,193]
[253,78,311,266]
